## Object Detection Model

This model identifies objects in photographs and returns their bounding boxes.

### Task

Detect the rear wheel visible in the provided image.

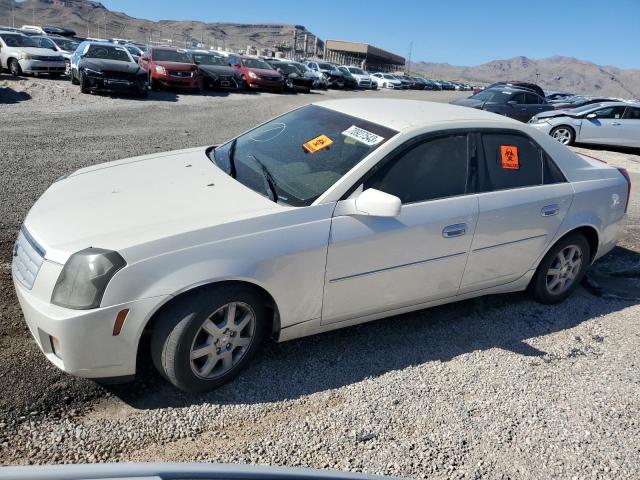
[530,233,590,304]
[550,125,575,146]
[151,285,269,392]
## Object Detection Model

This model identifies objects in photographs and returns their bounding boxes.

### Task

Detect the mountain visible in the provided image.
[0,0,323,54]
[412,56,640,98]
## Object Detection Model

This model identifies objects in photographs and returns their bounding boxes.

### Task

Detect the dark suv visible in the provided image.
[450,87,554,122]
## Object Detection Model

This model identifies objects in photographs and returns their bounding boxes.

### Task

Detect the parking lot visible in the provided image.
[1,74,639,478]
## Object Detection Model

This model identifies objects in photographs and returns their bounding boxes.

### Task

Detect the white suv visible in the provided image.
[0,30,66,77]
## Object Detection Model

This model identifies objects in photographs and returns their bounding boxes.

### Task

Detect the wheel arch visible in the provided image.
[547,224,600,265]
[135,279,281,373]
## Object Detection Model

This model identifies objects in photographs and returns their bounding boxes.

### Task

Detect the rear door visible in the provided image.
[460,131,573,292]
[579,106,626,145]
[618,106,640,147]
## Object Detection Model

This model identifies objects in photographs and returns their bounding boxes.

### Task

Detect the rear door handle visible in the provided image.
[541,204,560,217]
[442,223,467,238]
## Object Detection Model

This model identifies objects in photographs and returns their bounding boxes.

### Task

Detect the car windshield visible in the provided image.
[348,67,365,74]
[275,63,299,74]
[84,44,132,62]
[193,53,225,65]
[211,104,397,206]
[52,37,79,51]
[125,45,142,55]
[571,103,603,113]
[0,33,37,47]
[32,36,56,49]
[153,49,192,63]
[318,63,335,70]
[243,58,272,69]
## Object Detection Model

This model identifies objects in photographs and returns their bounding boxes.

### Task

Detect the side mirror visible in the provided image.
[586,113,597,119]
[337,188,401,218]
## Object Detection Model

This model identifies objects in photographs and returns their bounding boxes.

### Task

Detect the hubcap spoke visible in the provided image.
[190,345,213,360]
[225,302,237,326]
[202,319,223,337]
[236,313,252,331]
[199,355,219,377]
[235,336,251,348]
[546,244,583,295]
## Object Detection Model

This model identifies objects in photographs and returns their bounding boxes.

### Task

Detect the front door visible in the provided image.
[460,131,573,291]
[579,105,627,145]
[322,133,478,325]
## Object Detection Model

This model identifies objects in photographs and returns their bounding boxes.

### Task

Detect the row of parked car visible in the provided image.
[451,81,640,148]
[0,25,475,96]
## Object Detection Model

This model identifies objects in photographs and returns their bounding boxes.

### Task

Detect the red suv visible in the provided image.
[139,47,201,91]
[228,55,283,91]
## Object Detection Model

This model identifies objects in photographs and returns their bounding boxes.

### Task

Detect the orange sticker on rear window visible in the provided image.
[500,145,519,170]
[303,134,333,153]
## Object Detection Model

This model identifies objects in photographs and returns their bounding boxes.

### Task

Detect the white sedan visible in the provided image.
[529,101,640,148]
[13,100,630,392]
[370,73,403,89]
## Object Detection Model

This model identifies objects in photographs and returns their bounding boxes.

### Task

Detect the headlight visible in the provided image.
[51,248,126,310]
[530,117,548,124]
[248,70,258,79]
[155,65,166,75]
[21,52,33,60]
[84,68,102,76]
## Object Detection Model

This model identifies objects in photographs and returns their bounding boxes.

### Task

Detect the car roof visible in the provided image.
[315,98,518,131]
[582,101,639,108]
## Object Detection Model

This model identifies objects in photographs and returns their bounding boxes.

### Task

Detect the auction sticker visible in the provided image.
[303,134,334,153]
[342,125,385,146]
[500,145,519,170]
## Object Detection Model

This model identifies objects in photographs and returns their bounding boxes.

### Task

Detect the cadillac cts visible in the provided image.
[12,100,630,392]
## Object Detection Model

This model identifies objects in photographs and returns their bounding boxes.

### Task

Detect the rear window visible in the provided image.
[478,133,543,192]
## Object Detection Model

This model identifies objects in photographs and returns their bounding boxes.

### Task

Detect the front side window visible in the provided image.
[364,134,469,204]
[509,92,526,104]
[524,93,542,104]
[478,133,543,192]
[211,105,397,206]
[593,106,626,119]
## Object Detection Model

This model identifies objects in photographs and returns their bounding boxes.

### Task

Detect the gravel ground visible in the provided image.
[1,74,639,478]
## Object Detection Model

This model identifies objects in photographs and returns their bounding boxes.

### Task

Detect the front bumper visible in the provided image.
[154,73,201,90]
[13,259,168,379]
[247,77,284,90]
[19,59,66,74]
[85,75,147,93]
[527,121,554,135]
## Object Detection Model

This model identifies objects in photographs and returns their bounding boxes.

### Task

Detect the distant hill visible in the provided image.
[412,56,640,98]
[0,0,323,54]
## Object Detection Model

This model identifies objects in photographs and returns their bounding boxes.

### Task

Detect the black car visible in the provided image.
[71,42,148,97]
[306,61,345,89]
[483,81,545,98]
[192,51,239,90]
[399,75,423,89]
[450,87,553,122]
[266,60,313,92]
[336,66,359,89]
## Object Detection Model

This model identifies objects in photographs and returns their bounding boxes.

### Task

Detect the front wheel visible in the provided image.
[9,58,22,76]
[70,69,79,85]
[529,233,590,304]
[79,72,90,93]
[550,125,575,146]
[151,285,269,392]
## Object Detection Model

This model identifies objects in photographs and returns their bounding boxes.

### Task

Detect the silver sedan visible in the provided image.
[529,101,640,148]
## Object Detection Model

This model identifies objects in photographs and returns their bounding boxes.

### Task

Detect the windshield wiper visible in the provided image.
[248,154,278,203]
[228,138,238,178]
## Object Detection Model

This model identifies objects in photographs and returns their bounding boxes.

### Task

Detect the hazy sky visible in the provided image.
[99,0,640,69]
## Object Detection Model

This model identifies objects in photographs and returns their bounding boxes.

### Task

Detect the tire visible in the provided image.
[550,125,575,146]
[529,233,590,304]
[151,285,269,392]
[149,74,159,91]
[79,72,90,94]
[137,86,148,98]
[71,69,79,85]
[241,75,250,91]
[8,58,22,76]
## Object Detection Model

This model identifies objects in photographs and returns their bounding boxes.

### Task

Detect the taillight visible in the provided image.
[618,167,631,213]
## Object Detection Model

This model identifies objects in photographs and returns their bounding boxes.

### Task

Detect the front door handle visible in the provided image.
[442,223,467,238]
[541,204,560,217]
[611,122,621,126]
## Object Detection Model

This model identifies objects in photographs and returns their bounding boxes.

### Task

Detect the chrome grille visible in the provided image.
[12,228,45,290]
[169,70,193,77]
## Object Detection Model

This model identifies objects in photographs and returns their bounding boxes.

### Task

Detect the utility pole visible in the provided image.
[32,7,35,25]
[407,41,413,75]
[11,4,14,28]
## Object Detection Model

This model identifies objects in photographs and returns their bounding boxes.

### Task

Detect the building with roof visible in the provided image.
[323,39,405,72]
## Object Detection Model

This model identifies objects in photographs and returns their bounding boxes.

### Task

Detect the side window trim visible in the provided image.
[340,129,476,204]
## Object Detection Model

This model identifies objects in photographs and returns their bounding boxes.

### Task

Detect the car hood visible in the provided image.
[536,109,580,119]
[199,65,236,76]
[16,46,64,57]
[80,58,141,73]
[250,67,281,77]
[154,61,195,70]
[24,147,279,264]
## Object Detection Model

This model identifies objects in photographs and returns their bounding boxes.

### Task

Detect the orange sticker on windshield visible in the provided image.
[500,145,519,170]
[303,134,333,153]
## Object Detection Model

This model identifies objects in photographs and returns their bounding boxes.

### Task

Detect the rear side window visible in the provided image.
[364,134,469,204]
[478,133,542,191]
[625,107,640,119]
[524,93,542,104]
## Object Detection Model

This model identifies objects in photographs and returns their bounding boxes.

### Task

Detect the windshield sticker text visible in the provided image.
[341,125,385,146]
[303,134,334,153]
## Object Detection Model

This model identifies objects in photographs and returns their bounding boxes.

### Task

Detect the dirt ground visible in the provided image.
[1,75,639,478]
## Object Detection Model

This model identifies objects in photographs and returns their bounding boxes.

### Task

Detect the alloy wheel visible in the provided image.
[552,127,573,145]
[189,301,256,379]
[546,244,583,295]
